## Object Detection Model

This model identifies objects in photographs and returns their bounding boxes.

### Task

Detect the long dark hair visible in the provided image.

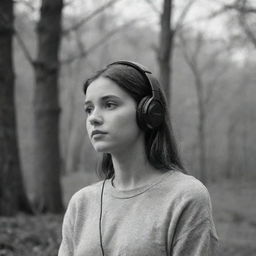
[83,62,185,179]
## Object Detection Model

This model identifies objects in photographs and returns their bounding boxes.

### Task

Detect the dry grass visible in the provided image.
[1,172,256,255]
[0,214,62,256]
[209,180,256,256]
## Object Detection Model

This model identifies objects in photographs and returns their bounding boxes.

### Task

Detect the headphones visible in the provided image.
[107,61,165,130]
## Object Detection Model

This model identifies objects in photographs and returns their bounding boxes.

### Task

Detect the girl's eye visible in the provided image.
[105,101,117,109]
[84,106,93,115]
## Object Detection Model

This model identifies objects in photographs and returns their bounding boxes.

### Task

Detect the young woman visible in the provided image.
[58,61,218,256]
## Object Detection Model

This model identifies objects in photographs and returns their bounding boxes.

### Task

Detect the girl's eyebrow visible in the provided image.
[101,95,121,101]
[84,95,121,105]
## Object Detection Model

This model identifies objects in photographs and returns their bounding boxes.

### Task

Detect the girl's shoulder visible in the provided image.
[162,169,211,203]
[71,179,104,200]
[66,180,104,209]
[62,180,105,224]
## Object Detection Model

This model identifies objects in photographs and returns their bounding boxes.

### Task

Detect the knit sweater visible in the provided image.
[58,170,218,256]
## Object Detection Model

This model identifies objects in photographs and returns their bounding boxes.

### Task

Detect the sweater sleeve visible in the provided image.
[172,219,218,256]
[171,182,219,256]
[58,196,76,256]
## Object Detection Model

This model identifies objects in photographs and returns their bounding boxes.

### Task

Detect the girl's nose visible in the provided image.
[88,110,103,126]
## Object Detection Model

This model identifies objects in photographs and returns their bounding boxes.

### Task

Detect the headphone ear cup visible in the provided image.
[137,96,150,130]
[137,97,164,130]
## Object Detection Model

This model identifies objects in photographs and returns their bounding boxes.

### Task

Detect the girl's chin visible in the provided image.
[92,141,128,154]
[93,144,112,153]
[94,148,108,153]
[93,146,119,155]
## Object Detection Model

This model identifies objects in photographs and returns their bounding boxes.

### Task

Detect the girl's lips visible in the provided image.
[91,130,107,138]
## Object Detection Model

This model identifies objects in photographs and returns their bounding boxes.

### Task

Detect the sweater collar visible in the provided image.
[105,170,174,199]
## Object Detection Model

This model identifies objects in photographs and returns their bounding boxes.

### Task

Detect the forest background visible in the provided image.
[0,0,256,255]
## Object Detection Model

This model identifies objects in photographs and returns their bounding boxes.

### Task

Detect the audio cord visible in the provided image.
[99,178,107,256]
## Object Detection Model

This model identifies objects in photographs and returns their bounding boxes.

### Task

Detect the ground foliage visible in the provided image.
[0,214,62,256]
[1,179,256,256]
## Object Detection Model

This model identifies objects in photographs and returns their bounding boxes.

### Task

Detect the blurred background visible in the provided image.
[0,0,256,255]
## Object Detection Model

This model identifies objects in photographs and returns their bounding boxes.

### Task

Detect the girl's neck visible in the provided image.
[110,144,162,190]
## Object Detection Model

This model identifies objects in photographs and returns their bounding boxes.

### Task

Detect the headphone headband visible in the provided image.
[107,60,161,100]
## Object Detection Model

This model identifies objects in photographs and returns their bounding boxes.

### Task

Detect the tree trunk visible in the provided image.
[198,100,207,184]
[225,121,235,179]
[194,74,207,184]
[158,0,173,105]
[0,0,31,216]
[33,0,64,213]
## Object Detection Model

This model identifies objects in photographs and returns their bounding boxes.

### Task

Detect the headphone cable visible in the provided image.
[99,178,107,256]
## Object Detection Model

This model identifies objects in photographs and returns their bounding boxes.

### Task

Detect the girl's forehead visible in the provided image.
[85,77,128,102]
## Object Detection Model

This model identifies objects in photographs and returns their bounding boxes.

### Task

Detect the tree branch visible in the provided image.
[143,0,160,14]
[62,0,123,35]
[0,9,34,66]
[205,62,229,110]
[240,19,256,47]
[14,0,37,13]
[63,0,74,8]
[61,18,138,65]
[179,31,201,78]
[230,0,256,14]
[14,27,34,66]
[238,2,256,48]
[207,0,256,19]
[173,0,195,34]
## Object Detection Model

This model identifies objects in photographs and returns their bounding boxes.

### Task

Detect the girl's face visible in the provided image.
[84,77,143,154]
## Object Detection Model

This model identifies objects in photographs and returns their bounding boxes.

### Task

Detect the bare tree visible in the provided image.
[0,0,31,215]
[209,0,256,49]
[33,0,64,213]
[179,32,229,183]
[14,1,126,211]
[225,68,256,180]
[157,0,194,105]
[237,0,256,48]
